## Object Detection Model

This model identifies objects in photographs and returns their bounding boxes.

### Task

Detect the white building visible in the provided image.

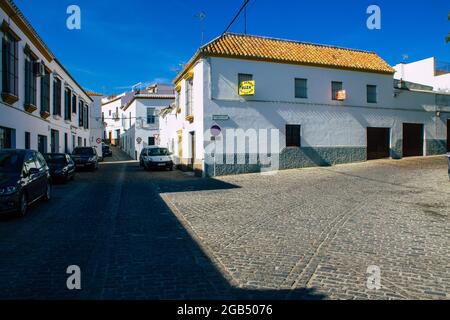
[102,84,174,159]
[0,0,97,154]
[160,33,450,177]
[394,57,450,93]
[102,93,125,146]
[87,91,105,158]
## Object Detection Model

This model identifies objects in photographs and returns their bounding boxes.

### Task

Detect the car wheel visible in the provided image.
[16,192,28,217]
[43,182,51,201]
[170,166,174,171]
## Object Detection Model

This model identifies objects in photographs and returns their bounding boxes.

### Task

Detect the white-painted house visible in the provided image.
[102,93,125,146]
[102,84,174,159]
[394,57,450,93]
[87,91,105,158]
[160,33,450,177]
[0,0,96,154]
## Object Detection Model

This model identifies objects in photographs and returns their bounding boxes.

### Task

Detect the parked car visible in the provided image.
[447,152,450,180]
[44,153,76,183]
[102,144,112,157]
[0,149,51,216]
[139,146,174,171]
[71,147,99,171]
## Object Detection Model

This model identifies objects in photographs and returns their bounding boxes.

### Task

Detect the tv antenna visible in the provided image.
[195,11,207,45]
[132,82,143,92]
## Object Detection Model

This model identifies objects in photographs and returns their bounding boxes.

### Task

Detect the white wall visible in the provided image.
[0,5,93,153]
[210,57,395,108]
[162,56,449,177]
[89,95,104,157]
[394,57,450,93]
[435,73,450,92]
[201,57,447,154]
[120,97,174,159]
[102,96,124,143]
[171,60,206,168]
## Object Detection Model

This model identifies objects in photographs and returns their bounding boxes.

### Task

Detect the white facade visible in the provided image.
[394,57,450,93]
[0,1,96,154]
[102,85,174,159]
[162,55,450,177]
[159,103,184,166]
[88,93,105,158]
[120,95,174,159]
[102,94,125,145]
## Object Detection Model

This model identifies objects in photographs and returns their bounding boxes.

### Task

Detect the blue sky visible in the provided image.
[15,0,450,94]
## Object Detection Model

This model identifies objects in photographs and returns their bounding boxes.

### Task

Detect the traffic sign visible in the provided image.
[210,125,222,137]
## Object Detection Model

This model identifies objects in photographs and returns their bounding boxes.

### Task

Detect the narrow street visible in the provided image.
[0,151,448,300]
[0,147,305,300]
[0,151,236,299]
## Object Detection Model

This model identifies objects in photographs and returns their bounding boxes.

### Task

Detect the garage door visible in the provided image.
[403,123,424,157]
[367,128,390,160]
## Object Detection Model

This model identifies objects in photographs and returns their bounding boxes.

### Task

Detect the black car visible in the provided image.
[71,147,99,171]
[44,153,76,183]
[102,144,112,157]
[0,149,51,217]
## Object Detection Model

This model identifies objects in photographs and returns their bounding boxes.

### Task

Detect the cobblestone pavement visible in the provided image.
[159,156,450,300]
[0,155,448,300]
[0,156,316,299]
[0,162,242,300]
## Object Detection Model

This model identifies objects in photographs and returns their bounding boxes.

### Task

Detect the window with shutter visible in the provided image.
[24,52,37,108]
[331,81,343,101]
[72,94,77,113]
[64,88,71,120]
[40,68,50,115]
[79,100,84,127]
[295,78,308,99]
[1,30,19,103]
[53,78,62,116]
[367,85,377,103]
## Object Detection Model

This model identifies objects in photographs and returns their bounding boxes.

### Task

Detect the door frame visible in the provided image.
[367,127,391,160]
[189,131,196,171]
[37,135,48,154]
[402,123,424,157]
[50,129,59,153]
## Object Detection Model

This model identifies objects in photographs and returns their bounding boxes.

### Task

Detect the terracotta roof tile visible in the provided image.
[86,91,103,97]
[199,33,394,74]
[175,33,395,83]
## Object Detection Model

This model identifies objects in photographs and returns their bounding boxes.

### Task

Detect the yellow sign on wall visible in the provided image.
[239,80,255,96]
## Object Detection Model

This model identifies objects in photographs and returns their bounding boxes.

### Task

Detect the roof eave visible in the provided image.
[173,33,228,84]
[173,52,204,85]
